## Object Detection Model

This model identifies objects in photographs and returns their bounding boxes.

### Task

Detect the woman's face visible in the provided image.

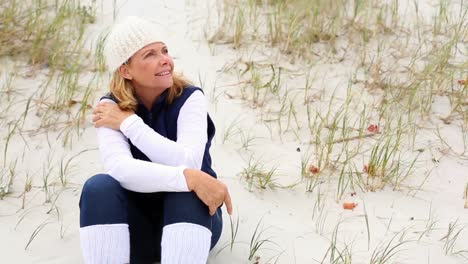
[124,42,174,92]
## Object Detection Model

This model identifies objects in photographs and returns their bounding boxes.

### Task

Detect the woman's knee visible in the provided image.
[79,174,128,227]
[163,192,223,239]
[80,174,123,203]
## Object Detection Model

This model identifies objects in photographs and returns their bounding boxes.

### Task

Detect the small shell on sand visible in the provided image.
[343,202,358,210]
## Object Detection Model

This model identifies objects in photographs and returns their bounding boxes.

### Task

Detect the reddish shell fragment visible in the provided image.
[309,165,320,174]
[367,124,379,133]
[363,164,369,173]
[343,202,358,210]
[458,79,466,86]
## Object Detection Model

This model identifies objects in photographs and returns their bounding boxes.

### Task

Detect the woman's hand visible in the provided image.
[184,168,233,216]
[92,102,134,130]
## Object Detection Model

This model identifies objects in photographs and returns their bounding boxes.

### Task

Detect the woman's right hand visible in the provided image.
[183,168,233,216]
[93,102,134,130]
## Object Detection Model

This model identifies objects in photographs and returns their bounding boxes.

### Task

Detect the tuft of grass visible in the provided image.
[59,149,94,187]
[362,132,420,192]
[440,219,468,258]
[0,0,98,140]
[417,204,438,241]
[0,158,18,199]
[369,231,413,264]
[94,31,108,72]
[24,219,52,250]
[216,213,240,256]
[239,156,279,191]
[0,0,96,70]
[320,221,353,264]
[229,214,240,252]
[238,128,260,151]
[20,171,33,210]
[248,218,279,261]
[221,117,242,144]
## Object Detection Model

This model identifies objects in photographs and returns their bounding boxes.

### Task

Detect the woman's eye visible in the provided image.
[145,52,154,58]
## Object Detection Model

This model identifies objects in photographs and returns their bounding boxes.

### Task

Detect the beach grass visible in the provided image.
[205,0,468,262]
[0,0,99,250]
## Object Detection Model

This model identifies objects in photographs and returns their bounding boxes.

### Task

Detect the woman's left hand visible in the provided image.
[92,102,134,130]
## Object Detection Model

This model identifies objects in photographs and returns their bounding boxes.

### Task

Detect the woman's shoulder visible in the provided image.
[183,85,204,95]
[99,92,119,103]
[176,85,206,102]
[168,86,205,109]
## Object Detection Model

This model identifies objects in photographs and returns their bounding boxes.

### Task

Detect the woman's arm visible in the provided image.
[96,122,190,193]
[97,90,208,169]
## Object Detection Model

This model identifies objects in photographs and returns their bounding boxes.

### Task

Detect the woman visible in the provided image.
[79,16,232,264]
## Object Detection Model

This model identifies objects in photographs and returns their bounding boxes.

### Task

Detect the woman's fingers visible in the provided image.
[91,102,134,130]
[93,102,109,113]
[92,102,116,116]
[224,191,233,215]
[208,181,232,215]
[183,169,233,216]
[208,205,217,216]
[92,104,104,124]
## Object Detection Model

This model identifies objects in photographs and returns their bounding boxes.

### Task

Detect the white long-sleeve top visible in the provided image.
[96,90,208,193]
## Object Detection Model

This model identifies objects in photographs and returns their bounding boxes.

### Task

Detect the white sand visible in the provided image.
[0,0,467,263]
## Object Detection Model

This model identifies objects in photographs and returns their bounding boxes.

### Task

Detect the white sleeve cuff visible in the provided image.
[177,166,190,192]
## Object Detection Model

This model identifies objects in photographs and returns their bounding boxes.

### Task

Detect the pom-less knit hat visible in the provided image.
[104,16,168,72]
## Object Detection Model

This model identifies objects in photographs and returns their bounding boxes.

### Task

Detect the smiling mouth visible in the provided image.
[155,71,171,76]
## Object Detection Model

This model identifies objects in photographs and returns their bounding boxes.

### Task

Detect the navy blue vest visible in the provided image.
[102,86,217,178]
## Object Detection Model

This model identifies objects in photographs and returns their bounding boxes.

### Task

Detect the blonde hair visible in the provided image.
[109,70,192,111]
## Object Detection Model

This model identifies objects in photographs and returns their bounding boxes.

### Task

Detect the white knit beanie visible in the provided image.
[103,16,168,72]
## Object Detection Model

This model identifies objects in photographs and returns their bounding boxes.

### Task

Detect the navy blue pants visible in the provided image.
[79,174,223,264]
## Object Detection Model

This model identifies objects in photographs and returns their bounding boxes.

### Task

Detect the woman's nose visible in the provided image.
[159,54,169,65]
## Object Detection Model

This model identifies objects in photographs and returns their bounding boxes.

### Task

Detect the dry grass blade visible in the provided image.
[24,220,53,250]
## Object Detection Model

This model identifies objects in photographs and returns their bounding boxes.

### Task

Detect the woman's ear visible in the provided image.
[118,64,133,80]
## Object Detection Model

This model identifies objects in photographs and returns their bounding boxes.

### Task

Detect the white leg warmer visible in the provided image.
[79,224,130,264]
[161,223,212,264]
